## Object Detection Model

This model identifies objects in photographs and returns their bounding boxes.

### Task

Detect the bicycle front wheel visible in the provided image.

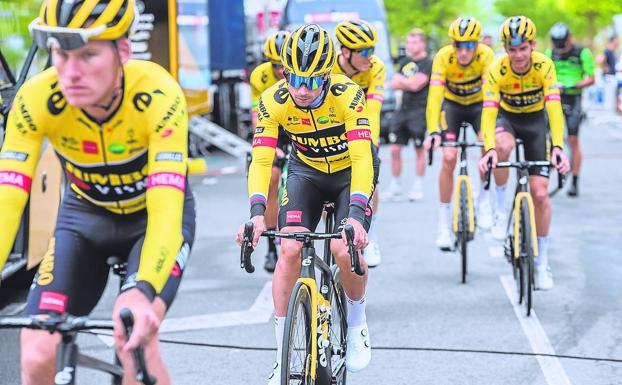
[458,182,469,284]
[519,199,535,316]
[282,282,314,385]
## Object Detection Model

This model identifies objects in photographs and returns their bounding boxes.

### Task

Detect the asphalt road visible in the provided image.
[1,110,621,385]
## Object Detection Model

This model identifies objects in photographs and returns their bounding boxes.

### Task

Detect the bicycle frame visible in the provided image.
[450,124,478,235]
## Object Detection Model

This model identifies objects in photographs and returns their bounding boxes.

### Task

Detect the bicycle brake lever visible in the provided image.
[555,155,565,190]
[427,136,435,166]
[484,157,493,190]
[344,225,365,276]
[119,308,157,385]
[241,222,255,273]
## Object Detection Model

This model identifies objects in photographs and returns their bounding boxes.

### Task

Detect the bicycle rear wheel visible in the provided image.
[519,199,535,316]
[282,282,314,385]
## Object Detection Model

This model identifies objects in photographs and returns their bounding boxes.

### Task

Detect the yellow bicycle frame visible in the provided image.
[452,176,475,234]
[297,277,320,379]
[513,192,539,259]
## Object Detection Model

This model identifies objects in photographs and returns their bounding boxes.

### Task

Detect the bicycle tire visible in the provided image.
[520,199,535,316]
[282,282,314,385]
[329,265,347,385]
[459,181,469,284]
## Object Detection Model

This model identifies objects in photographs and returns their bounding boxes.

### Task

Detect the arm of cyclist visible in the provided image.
[425,52,447,140]
[240,94,279,246]
[0,88,44,272]
[575,48,595,89]
[365,59,385,146]
[541,60,570,173]
[117,79,189,351]
[249,67,263,128]
[479,67,501,173]
[344,86,374,249]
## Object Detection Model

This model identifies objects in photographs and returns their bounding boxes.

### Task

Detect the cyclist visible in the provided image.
[332,19,385,267]
[479,16,570,290]
[0,1,195,384]
[235,24,375,384]
[249,31,290,272]
[546,22,594,197]
[424,17,495,250]
[384,28,432,201]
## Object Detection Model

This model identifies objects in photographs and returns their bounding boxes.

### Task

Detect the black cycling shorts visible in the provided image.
[441,100,482,142]
[388,108,426,147]
[26,187,196,317]
[278,155,376,232]
[561,94,583,136]
[495,108,550,177]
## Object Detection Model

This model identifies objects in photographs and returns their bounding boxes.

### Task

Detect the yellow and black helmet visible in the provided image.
[335,19,377,49]
[281,24,336,77]
[448,17,482,42]
[499,16,537,46]
[38,0,136,40]
[263,31,290,63]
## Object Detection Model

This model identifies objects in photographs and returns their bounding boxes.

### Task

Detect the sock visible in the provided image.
[439,202,451,229]
[537,236,549,266]
[478,183,489,204]
[368,216,378,243]
[572,175,578,188]
[346,295,367,327]
[267,228,277,253]
[274,316,286,361]
[391,176,401,189]
[414,175,423,189]
[495,184,507,212]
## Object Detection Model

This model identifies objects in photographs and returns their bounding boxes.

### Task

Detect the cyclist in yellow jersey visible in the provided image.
[235,24,375,383]
[479,16,570,290]
[249,31,290,273]
[424,17,495,249]
[0,1,195,383]
[333,19,385,267]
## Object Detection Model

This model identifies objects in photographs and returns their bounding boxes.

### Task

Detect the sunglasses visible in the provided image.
[29,18,106,51]
[454,41,477,50]
[285,72,327,90]
[353,47,375,58]
[271,63,284,70]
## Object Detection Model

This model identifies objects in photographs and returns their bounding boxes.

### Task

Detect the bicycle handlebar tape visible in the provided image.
[556,155,565,190]
[484,157,493,191]
[241,222,255,273]
[428,134,438,166]
[119,308,134,336]
[119,309,158,385]
[344,225,365,276]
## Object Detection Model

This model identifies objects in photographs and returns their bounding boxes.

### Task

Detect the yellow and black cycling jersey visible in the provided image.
[250,61,279,113]
[248,74,374,219]
[426,43,494,133]
[481,51,564,151]
[331,55,385,145]
[0,59,188,294]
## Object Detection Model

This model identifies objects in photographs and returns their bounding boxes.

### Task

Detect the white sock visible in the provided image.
[346,295,367,327]
[414,175,423,189]
[439,202,451,229]
[495,184,507,212]
[368,216,378,243]
[478,184,489,204]
[274,316,286,361]
[537,236,549,266]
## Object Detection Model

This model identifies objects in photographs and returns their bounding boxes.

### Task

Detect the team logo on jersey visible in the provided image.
[109,143,126,154]
[287,125,349,158]
[47,90,67,116]
[155,152,183,162]
[318,116,329,124]
[0,151,28,162]
[348,89,365,110]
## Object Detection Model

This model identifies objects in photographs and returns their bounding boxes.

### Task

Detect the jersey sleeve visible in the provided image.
[365,59,385,145]
[138,81,189,295]
[247,92,279,217]
[249,66,263,113]
[481,66,501,151]
[541,60,564,149]
[426,52,446,134]
[580,48,595,77]
[342,86,374,225]
[0,89,45,271]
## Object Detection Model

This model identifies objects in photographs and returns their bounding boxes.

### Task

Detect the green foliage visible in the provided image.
[0,0,39,73]
[385,0,465,44]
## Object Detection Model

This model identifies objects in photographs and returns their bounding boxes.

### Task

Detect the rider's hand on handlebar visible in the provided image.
[551,147,570,175]
[113,289,160,354]
[236,215,265,247]
[423,133,441,151]
[479,149,498,174]
[342,218,368,250]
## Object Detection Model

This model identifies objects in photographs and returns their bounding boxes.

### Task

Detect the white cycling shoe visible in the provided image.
[491,211,508,241]
[477,199,493,230]
[436,226,454,251]
[346,323,371,372]
[364,241,382,267]
[535,264,554,290]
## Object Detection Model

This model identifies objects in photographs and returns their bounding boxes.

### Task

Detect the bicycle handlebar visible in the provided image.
[484,158,493,190]
[240,222,364,276]
[120,309,157,385]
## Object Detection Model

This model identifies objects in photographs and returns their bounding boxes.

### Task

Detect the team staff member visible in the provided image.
[249,31,290,272]
[333,19,385,267]
[236,24,375,384]
[546,22,594,197]
[424,17,495,250]
[0,1,196,384]
[479,16,570,290]
[384,28,432,202]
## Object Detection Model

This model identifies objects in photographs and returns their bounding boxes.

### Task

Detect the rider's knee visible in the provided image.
[495,133,514,155]
[441,150,457,167]
[279,239,303,265]
[531,185,549,206]
[330,240,349,262]
[21,330,57,383]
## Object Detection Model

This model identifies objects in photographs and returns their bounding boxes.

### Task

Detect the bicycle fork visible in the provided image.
[512,192,539,260]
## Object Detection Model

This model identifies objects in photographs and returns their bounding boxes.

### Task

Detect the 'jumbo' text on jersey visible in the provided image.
[331,55,385,145]
[248,74,374,220]
[481,52,564,151]
[0,60,188,294]
[426,44,494,133]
